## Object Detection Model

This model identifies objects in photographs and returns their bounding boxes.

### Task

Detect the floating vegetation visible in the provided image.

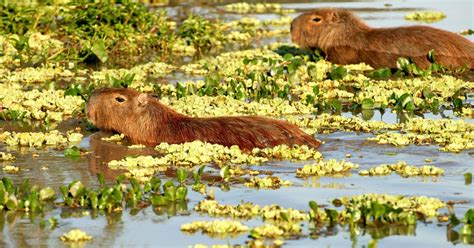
[335,193,445,218]
[181,220,249,237]
[60,229,93,242]
[0,130,82,148]
[245,176,292,189]
[368,118,474,152]
[296,159,359,177]
[0,84,84,122]
[101,133,125,142]
[0,152,15,161]
[194,199,309,222]
[223,3,294,14]
[359,161,444,177]
[2,165,20,174]
[250,223,302,238]
[107,141,321,181]
[405,11,446,23]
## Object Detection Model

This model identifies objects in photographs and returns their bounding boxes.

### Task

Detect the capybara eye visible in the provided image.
[312,17,322,22]
[115,97,125,102]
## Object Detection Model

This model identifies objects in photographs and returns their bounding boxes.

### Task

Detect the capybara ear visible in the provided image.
[137,93,148,107]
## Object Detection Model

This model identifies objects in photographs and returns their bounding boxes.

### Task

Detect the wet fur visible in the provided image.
[87,88,321,152]
[291,8,474,69]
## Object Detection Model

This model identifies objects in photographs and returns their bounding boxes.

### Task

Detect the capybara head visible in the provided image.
[86,88,150,133]
[291,8,368,51]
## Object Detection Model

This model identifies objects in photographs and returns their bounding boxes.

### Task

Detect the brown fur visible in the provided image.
[86,88,321,152]
[291,8,474,69]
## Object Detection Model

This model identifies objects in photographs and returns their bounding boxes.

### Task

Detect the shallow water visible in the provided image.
[1,0,473,247]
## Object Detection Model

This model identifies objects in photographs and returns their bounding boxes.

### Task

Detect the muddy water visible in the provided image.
[1,0,473,247]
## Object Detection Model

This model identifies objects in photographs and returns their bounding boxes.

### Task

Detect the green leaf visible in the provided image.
[309,200,319,213]
[325,209,339,223]
[150,177,161,192]
[329,66,347,80]
[68,180,85,198]
[162,181,175,192]
[91,39,108,63]
[450,213,461,227]
[64,146,81,158]
[371,202,386,220]
[89,191,98,209]
[220,166,230,181]
[164,185,176,202]
[6,195,18,210]
[371,68,391,79]
[465,209,474,225]
[176,169,188,184]
[97,173,106,187]
[39,187,56,201]
[329,99,342,111]
[280,211,290,222]
[150,195,168,206]
[453,98,463,109]
[176,186,188,201]
[361,98,374,110]
[396,93,414,110]
[2,177,15,193]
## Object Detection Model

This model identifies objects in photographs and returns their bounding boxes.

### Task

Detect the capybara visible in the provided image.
[86,88,321,152]
[291,8,474,69]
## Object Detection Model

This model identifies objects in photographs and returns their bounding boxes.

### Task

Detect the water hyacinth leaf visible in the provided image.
[176,186,188,201]
[371,68,391,79]
[6,195,18,210]
[164,185,176,202]
[465,209,474,225]
[361,98,375,110]
[150,177,161,192]
[422,88,434,99]
[2,178,15,194]
[150,195,168,206]
[396,93,414,110]
[453,98,463,109]
[177,169,188,184]
[116,174,126,184]
[396,57,411,70]
[39,187,55,201]
[309,201,319,213]
[197,165,206,176]
[97,173,106,188]
[220,166,230,181]
[0,188,5,205]
[91,39,108,63]
[162,181,175,192]
[330,99,342,111]
[89,191,98,209]
[129,177,140,191]
[326,209,339,223]
[68,180,85,198]
[280,211,290,222]
[64,146,81,158]
[283,53,294,61]
[59,185,68,199]
[329,66,347,80]
[371,202,386,220]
